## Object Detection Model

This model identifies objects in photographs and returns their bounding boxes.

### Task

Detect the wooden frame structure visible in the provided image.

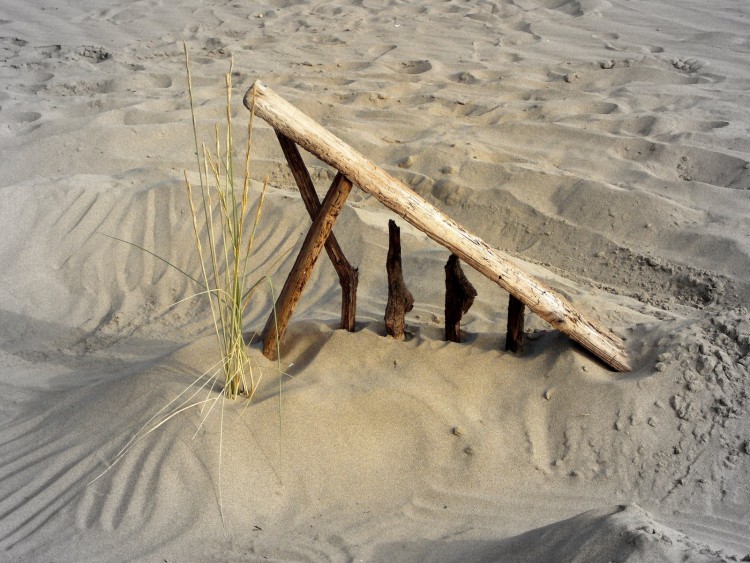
[245,81,631,372]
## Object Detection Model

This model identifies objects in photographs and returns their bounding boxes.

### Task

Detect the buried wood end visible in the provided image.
[606,344,632,373]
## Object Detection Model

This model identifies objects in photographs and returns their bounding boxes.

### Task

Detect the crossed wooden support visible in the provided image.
[260,135,358,359]
[245,81,632,372]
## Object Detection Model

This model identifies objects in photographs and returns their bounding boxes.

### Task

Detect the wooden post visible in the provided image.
[261,172,353,360]
[244,82,631,371]
[506,294,525,353]
[274,131,358,331]
[445,254,477,343]
[385,220,414,339]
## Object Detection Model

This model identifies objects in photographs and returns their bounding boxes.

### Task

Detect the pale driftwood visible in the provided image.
[506,294,525,353]
[385,220,414,339]
[275,131,358,332]
[445,254,477,343]
[244,81,631,372]
[261,172,353,360]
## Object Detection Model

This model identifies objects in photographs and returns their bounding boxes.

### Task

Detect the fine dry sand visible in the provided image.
[1,0,749,561]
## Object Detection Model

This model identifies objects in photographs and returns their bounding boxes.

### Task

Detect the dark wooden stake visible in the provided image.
[275,131,358,331]
[505,294,525,353]
[444,254,477,343]
[262,172,353,360]
[385,219,413,339]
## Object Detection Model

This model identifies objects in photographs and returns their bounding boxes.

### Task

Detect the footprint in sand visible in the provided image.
[0,110,42,137]
[391,60,432,75]
[37,44,62,58]
[672,150,748,190]
[671,57,705,72]
[559,59,707,90]
[449,70,504,85]
[7,111,41,124]
[536,0,608,17]
[366,44,398,62]
[76,45,111,63]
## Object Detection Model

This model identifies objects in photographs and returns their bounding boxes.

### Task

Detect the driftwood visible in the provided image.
[445,254,477,343]
[244,81,632,371]
[274,131,358,331]
[506,295,525,353]
[385,220,414,339]
[261,172,352,360]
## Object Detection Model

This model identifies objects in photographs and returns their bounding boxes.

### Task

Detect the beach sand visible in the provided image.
[1,0,749,560]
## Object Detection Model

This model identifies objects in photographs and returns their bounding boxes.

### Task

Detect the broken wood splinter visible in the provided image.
[445,254,477,343]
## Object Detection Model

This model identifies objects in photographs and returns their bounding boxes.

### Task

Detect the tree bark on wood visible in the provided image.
[261,172,352,360]
[385,220,413,339]
[275,131,358,331]
[244,82,631,371]
[506,294,525,353]
[445,254,477,343]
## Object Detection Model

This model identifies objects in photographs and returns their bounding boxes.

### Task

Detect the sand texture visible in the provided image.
[1,0,749,561]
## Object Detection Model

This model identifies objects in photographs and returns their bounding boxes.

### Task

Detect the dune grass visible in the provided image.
[92,50,283,520]
[183,46,275,401]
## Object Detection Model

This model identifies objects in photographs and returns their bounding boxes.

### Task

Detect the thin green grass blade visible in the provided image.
[99,232,204,288]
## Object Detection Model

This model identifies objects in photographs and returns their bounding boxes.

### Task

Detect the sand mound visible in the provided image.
[2,316,749,560]
[447,504,733,563]
[1,0,749,560]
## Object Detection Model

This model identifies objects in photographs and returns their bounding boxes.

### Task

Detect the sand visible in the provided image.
[1,0,749,561]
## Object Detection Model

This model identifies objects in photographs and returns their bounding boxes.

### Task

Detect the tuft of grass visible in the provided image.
[183,45,271,400]
[92,49,285,526]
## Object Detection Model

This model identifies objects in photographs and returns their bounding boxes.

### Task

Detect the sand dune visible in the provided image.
[1,0,749,560]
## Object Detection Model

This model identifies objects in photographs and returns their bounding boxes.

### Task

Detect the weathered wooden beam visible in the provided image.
[445,254,477,343]
[275,131,358,332]
[385,220,414,339]
[261,172,353,360]
[244,81,632,372]
[506,294,525,353]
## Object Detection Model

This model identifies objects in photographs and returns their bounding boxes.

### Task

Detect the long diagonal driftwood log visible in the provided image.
[245,81,631,372]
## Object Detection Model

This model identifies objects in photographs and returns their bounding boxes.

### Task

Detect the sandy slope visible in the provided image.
[1,0,749,561]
